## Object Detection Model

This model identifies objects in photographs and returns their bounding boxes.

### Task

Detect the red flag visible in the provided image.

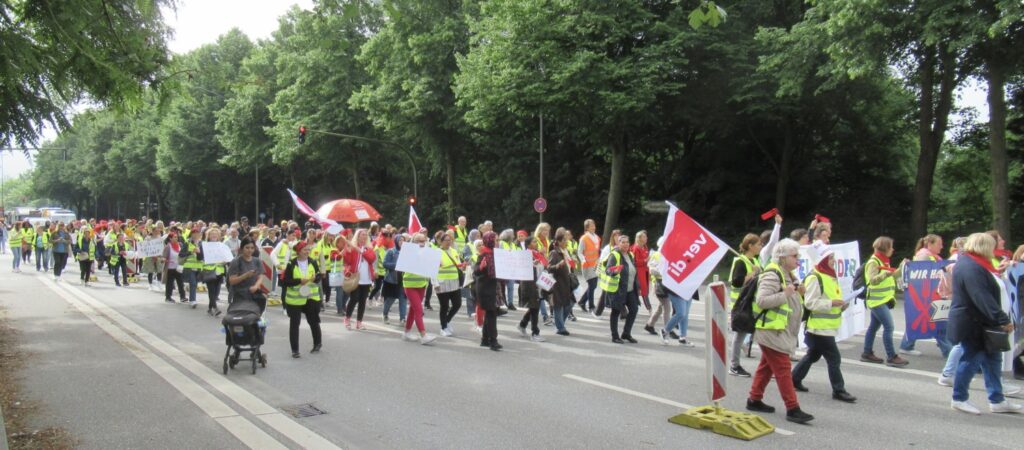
[760,208,779,221]
[287,189,344,234]
[658,202,730,300]
[408,206,423,234]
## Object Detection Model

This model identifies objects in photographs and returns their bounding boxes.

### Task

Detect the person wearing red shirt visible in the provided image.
[343,229,377,330]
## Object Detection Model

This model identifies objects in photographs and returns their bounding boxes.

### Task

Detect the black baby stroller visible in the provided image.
[222,297,267,375]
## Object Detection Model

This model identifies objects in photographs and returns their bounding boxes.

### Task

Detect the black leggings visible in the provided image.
[482,309,498,344]
[165,270,185,301]
[519,307,540,336]
[424,284,433,308]
[345,284,370,321]
[53,252,68,277]
[438,290,462,329]
[370,277,384,299]
[79,259,92,281]
[207,275,223,311]
[287,301,322,353]
[321,277,331,302]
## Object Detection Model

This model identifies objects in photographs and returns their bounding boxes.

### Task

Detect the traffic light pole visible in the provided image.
[302,128,418,200]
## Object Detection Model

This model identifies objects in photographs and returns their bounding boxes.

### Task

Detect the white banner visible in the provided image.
[494,249,534,281]
[202,242,235,264]
[396,244,442,279]
[137,238,164,258]
[795,241,865,344]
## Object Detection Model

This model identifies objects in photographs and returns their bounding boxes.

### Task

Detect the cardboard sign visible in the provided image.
[396,244,442,279]
[494,249,535,281]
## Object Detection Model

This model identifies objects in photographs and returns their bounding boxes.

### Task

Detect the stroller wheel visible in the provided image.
[259,351,267,368]
[222,358,228,375]
[251,353,258,375]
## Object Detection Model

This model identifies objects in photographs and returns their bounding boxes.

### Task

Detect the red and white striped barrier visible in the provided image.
[258,246,276,294]
[702,281,729,404]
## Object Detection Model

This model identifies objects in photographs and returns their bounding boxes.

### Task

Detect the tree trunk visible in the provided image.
[910,45,957,239]
[351,163,361,200]
[775,118,795,214]
[289,168,297,220]
[445,150,455,224]
[985,62,1010,242]
[602,136,627,243]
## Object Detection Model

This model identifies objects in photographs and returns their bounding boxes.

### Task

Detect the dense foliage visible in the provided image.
[20,0,1024,251]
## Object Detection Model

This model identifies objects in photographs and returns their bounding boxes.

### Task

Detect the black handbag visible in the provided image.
[983,327,1012,353]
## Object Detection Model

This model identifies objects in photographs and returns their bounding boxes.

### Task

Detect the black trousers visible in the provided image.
[112,260,128,285]
[792,332,846,393]
[53,252,68,277]
[206,275,223,311]
[519,307,540,336]
[609,290,639,339]
[482,309,498,344]
[438,290,462,329]
[424,284,433,308]
[370,277,384,300]
[320,277,332,302]
[345,284,370,321]
[165,270,185,300]
[287,301,322,353]
[79,259,92,281]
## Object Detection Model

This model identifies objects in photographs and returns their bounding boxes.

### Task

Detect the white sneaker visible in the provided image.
[420,334,437,345]
[531,335,545,342]
[474,326,482,335]
[678,338,696,348]
[517,326,528,337]
[951,400,981,415]
[659,329,670,346]
[990,401,1023,413]
[900,349,923,356]
[402,331,417,342]
[937,375,953,387]
[440,328,452,337]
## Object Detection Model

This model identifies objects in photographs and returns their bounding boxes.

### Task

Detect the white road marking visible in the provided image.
[562,373,795,436]
[39,276,288,450]
[54,278,343,450]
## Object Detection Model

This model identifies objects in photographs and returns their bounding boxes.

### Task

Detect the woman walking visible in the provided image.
[948,233,1022,414]
[860,236,909,367]
[281,241,323,358]
[142,225,165,291]
[517,236,546,340]
[162,232,187,303]
[474,232,502,351]
[436,233,465,337]
[343,229,376,330]
[401,234,437,345]
[228,238,267,313]
[381,234,408,325]
[631,231,651,312]
[729,233,763,377]
[203,227,227,316]
[578,219,601,312]
[900,234,951,357]
[548,232,575,337]
[51,222,71,281]
[8,222,24,272]
[76,227,97,286]
[602,235,640,344]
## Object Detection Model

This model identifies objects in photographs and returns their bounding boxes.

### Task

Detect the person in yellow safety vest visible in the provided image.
[498,229,519,311]
[181,229,205,308]
[76,228,97,286]
[791,243,857,403]
[729,233,763,377]
[593,228,622,317]
[370,231,391,303]
[281,241,323,358]
[860,236,909,367]
[327,234,351,315]
[314,231,335,307]
[401,233,438,345]
[454,216,469,250]
[108,232,131,287]
[436,233,466,337]
[599,234,640,343]
[201,228,228,317]
[22,223,36,264]
[272,230,299,272]
[8,222,25,272]
[34,224,52,272]
[745,238,815,424]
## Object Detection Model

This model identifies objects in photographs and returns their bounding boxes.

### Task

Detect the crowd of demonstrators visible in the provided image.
[6,209,1024,420]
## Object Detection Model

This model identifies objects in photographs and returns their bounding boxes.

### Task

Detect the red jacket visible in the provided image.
[342,245,377,276]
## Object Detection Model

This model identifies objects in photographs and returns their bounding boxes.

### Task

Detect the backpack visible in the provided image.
[850,263,867,301]
[730,277,761,333]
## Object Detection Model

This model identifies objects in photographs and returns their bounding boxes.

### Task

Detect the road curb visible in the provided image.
[1,401,9,450]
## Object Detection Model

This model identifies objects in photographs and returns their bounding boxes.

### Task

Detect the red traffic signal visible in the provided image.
[408,196,416,205]
[298,126,307,144]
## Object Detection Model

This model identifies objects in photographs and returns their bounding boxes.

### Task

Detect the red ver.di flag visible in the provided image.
[657,202,730,300]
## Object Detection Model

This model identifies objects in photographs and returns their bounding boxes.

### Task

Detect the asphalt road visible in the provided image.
[1,252,1022,449]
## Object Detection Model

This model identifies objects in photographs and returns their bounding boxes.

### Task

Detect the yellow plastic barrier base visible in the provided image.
[127,276,139,283]
[89,275,98,282]
[198,285,208,292]
[266,298,282,306]
[668,405,774,441]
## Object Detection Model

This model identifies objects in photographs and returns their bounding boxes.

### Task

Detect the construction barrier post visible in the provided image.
[668,279,774,440]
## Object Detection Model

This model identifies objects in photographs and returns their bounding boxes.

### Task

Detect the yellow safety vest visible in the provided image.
[598,251,624,293]
[276,241,293,270]
[649,251,662,281]
[729,255,759,301]
[374,245,387,276]
[109,242,128,265]
[804,269,842,331]
[284,261,321,306]
[182,241,204,270]
[201,241,226,275]
[454,226,468,249]
[438,248,461,281]
[77,235,96,260]
[752,262,793,331]
[865,255,896,309]
[8,229,23,247]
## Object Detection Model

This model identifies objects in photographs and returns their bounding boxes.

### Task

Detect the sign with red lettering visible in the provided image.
[658,203,729,300]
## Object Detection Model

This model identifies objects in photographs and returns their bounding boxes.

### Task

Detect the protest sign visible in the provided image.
[901,260,952,341]
[396,245,442,279]
[1002,263,1024,369]
[202,241,235,264]
[796,241,865,344]
[494,249,534,281]
[137,238,164,258]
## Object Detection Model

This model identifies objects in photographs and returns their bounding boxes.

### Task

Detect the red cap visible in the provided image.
[517,230,528,237]
[293,241,308,253]
[814,214,831,224]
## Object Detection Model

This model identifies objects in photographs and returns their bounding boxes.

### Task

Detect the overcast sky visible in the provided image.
[0,0,993,182]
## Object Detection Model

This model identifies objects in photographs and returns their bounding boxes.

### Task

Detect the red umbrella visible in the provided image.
[316,199,382,223]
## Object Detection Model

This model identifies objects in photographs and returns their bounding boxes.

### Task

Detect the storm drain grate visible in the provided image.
[281,403,328,418]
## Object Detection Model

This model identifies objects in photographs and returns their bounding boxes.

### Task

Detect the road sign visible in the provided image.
[534,197,547,214]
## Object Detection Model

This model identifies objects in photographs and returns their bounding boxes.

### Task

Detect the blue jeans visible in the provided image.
[462,287,475,317]
[540,298,550,321]
[334,287,349,314]
[505,281,516,307]
[952,340,1005,404]
[184,270,199,303]
[663,293,692,338]
[11,247,21,269]
[901,329,953,357]
[942,344,965,377]
[382,285,407,321]
[36,247,50,271]
[864,305,896,358]
[553,304,571,332]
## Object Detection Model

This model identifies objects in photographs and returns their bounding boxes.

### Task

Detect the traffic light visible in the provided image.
[408,196,416,206]
[298,125,307,144]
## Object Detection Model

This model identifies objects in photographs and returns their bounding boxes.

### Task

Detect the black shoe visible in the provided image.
[623,336,638,344]
[669,330,679,340]
[786,407,814,424]
[832,391,856,403]
[508,305,517,311]
[310,345,321,353]
[556,330,570,336]
[491,342,503,350]
[644,325,657,335]
[425,305,434,311]
[480,339,490,347]
[794,382,809,392]
[291,352,301,358]
[612,338,624,344]
[165,298,175,303]
[746,399,775,413]
[730,365,751,377]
